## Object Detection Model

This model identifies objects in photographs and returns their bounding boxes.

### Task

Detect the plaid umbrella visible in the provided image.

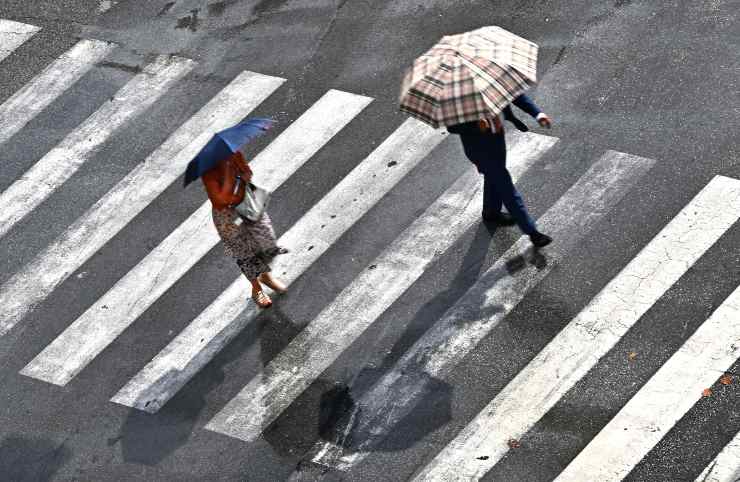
[399,26,538,128]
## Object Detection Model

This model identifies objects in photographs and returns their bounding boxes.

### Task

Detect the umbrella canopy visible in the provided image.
[399,26,538,128]
[183,118,274,187]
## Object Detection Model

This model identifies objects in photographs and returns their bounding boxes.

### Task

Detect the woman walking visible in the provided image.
[201,150,287,308]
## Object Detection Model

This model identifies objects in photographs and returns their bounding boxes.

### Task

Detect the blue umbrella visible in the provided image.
[183,118,274,187]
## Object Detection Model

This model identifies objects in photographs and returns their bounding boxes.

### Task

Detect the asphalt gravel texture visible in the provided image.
[0,1,738,481]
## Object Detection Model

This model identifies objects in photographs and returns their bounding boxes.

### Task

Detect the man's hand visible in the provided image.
[536,113,553,129]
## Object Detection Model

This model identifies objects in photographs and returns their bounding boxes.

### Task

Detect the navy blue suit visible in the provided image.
[446,94,542,234]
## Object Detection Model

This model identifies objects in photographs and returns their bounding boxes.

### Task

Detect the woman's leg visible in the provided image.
[248,276,272,308]
[258,271,288,293]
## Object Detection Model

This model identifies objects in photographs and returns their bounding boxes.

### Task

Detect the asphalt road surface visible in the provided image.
[0,1,739,481]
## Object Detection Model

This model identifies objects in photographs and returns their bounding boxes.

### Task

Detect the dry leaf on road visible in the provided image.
[507,439,521,449]
[702,388,712,397]
[720,374,733,385]
[628,352,637,361]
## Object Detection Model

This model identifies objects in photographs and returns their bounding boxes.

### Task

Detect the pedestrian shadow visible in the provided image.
[0,435,71,482]
[116,369,223,465]
[261,222,498,457]
[358,221,501,390]
[288,226,551,458]
[115,297,298,465]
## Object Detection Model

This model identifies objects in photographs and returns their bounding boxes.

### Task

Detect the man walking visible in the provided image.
[446,93,553,248]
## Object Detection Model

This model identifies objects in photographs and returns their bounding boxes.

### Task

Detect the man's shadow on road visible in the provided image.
[280,222,550,459]
[263,221,513,456]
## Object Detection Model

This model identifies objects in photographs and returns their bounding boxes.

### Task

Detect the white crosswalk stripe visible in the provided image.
[414,175,740,481]
[0,55,194,244]
[1,70,283,349]
[204,132,557,442]
[697,431,740,482]
[556,283,740,482]
[2,20,738,478]
[0,19,39,63]
[0,39,115,147]
[303,150,655,471]
[112,117,444,413]
[21,89,372,386]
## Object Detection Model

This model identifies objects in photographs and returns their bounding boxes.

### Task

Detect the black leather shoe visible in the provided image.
[482,212,517,226]
[529,231,553,248]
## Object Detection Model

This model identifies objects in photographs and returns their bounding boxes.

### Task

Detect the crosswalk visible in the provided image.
[0,19,40,63]
[1,19,738,481]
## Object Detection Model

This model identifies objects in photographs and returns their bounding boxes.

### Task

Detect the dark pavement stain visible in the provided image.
[207,0,239,17]
[553,46,567,66]
[253,0,292,17]
[98,61,142,74]
[157,1,176,17]
[176,8,200,31]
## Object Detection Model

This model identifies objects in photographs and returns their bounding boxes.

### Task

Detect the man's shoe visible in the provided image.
[529,231,552,248]
[482,212,517,226]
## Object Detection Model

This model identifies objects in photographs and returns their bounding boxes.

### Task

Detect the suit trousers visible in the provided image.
[469,133,537,235]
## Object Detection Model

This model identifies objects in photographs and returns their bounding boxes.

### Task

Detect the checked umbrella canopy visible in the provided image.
[399,26,538,129]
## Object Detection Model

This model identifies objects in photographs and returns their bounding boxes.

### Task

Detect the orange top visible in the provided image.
[202,151,253,210]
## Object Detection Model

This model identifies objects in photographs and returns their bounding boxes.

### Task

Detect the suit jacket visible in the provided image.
[446,94,542,166]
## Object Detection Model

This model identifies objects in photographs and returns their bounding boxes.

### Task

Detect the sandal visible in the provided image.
[258,273,288,294]
[252,290,272,308]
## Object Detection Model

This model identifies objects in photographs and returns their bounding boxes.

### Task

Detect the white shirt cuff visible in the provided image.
[536,112,547,120]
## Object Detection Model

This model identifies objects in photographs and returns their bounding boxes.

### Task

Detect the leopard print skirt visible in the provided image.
[212,207,286,280]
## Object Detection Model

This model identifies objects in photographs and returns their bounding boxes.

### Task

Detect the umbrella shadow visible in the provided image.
[116,366,225,465]
[0,435,71,482]
[263,223,498,457]
[362,221,500,389]
[116,302,281,465]
[308,227,551,457]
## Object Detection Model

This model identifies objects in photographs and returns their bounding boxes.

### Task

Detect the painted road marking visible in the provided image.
[0,55,194,242]
[0,39,115,147]
[0,19,40,63]
[696,430,740,482]
[307,151,656,472]
[204,132,557,442]
[416,175,740,481]
[556,283,740,482]
[0,71,283,343]
[112,117,445,413]
[21,90,372,386]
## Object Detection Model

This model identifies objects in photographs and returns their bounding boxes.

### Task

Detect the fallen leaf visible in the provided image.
[628,352,637,361]
[702,388,712,397]
[507,439,521,449]
[720,374,733,385]
[476,455,489,460]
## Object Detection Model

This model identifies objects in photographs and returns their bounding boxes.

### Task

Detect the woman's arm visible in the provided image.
[202,168,244,210]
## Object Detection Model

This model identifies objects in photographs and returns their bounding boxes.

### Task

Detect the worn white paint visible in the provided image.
[696,431,740,482]
[556,284,740,482]
[0,19,40,63]
[112,117,445,413]
[0,55,194,242]
[301,151,656,471]
[97,0,118,13]
[20,90,372,386]
[0,71,283,339]
[204,133,558,442]
[416,175,740,482]
[0,39,115,147]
